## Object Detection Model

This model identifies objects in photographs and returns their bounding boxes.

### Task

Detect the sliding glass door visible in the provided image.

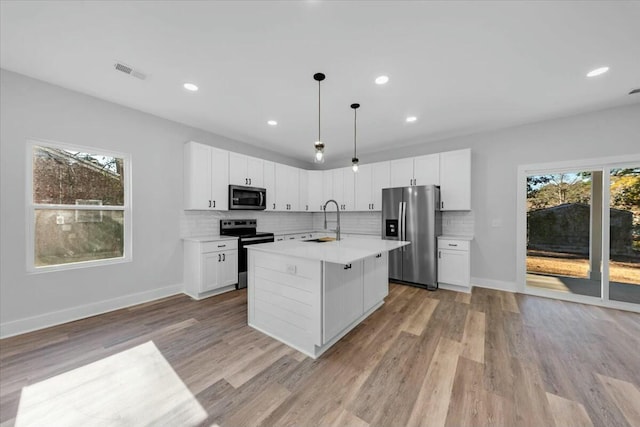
[526,170,601,299]
[521,161,639,309]
[608,167,640,304]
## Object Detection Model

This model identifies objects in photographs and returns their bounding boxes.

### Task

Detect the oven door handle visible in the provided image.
[259,191,264,207]
[242,236,274,243]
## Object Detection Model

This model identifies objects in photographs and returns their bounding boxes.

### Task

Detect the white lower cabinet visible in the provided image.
[363,252,389,311]
[437,238,470,291]
[184,238,238,299]
[323,260,364,343]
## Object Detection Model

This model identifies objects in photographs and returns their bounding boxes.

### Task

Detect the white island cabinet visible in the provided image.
[247,238,408,358]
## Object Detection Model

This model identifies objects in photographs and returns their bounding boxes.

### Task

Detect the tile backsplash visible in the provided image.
[442,210,475,236]
[180,210,313,237]
[181,209,474,238]
[312,211,382,235]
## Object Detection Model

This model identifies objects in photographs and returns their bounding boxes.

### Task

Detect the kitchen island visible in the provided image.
[247,237,409,358]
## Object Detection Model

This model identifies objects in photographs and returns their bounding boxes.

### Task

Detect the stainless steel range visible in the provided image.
[220,219,274,289]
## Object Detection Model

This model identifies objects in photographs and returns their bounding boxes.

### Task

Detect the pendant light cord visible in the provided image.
[318,79,321,142]
[353,107,357,158]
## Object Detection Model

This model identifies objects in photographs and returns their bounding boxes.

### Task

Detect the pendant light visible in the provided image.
[313,72,326,163]
[351,103,360,172]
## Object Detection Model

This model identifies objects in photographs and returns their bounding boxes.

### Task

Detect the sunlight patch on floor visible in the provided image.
[15,341,207,427]
[527,273,571,292]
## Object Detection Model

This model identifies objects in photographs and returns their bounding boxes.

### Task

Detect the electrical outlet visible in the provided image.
[286,264,297,275]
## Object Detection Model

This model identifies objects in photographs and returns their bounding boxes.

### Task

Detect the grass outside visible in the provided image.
[527,251,640,284]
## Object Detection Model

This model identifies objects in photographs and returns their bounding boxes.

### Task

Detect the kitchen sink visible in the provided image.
[304,238,336,243]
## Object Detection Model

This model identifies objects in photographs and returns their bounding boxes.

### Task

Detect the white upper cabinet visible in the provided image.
[184,141,229,210]
[439,149,471,211]
[307,171,324,212]
[263,160,277,211]
[184,143,470,212]
[356,162,391,211]
[355,164,374,211]
[229,152,263,187]
[390,158,414,187]
[371,161,391,210]
[331,168,355,211]
[390,154,439,187]
[413,154,440,186]
[322,170,334,205]
[298,169,310,212]
[275,164,299,211]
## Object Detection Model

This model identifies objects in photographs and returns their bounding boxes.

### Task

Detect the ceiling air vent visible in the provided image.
[629,88,640,95]
[114,61,147,80]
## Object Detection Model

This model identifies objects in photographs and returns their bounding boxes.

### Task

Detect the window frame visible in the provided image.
[26,139,132,273]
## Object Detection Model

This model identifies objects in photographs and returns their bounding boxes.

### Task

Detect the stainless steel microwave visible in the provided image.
[228,185,266,210]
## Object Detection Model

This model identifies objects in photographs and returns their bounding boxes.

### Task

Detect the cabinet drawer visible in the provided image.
[438,239,469,251]
[201,239,238,253]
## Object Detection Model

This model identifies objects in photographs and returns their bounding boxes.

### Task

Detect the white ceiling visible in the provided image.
[2,1,639,166]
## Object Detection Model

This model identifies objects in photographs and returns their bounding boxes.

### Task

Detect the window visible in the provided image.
[27,140,131,272]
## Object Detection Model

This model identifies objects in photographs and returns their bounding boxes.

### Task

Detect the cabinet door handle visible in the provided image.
[371,203,374,210]
[376,253,382,258]
[218,244,226,248]
[218,254,221,262]
[222,253,226,261]
[344,264,352,270]
[306,205,309,211]
[438,251,441,259]
[448,243,458,247]
[249,178,251,185]
[441,201,444,209]
[208,200,211,208]
[213,200,216,208]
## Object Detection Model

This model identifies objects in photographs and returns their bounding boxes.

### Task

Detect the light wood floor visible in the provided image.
[1,284,639,427]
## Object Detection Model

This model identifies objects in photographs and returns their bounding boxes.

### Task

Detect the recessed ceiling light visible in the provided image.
[375,75,389,85]
[586,67,609,77]
[267,120,278,126]
[183,83,199,91]
[406,116,417,123]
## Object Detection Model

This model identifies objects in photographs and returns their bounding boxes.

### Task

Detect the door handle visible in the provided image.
[448,243,458,247]
[375,253,382,258]
[249,178,251,185]
[209,200,212,208]
[218,254,221,262]
[344,264,352,270]
[222,253,226,261]
[438,251,441,259]
[218,244,226,248]
[213,200,216,208]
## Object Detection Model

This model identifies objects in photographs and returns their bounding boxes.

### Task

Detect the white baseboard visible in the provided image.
[438,283,471,294]
[471,277,518,293]
[0,284,183,339]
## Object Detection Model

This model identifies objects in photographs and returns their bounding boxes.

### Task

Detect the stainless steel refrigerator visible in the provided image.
[382,185,442,289]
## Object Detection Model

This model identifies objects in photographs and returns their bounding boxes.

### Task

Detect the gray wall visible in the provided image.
[0,69,307,337]
[1,68,639,336]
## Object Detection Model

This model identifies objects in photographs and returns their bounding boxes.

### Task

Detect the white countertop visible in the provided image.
[248,236,409,264]
[274,229,379,237]
[438,235,474,241]
[182,235,238,243]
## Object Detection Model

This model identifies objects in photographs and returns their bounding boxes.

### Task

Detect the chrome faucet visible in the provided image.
[323,199,341,241]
